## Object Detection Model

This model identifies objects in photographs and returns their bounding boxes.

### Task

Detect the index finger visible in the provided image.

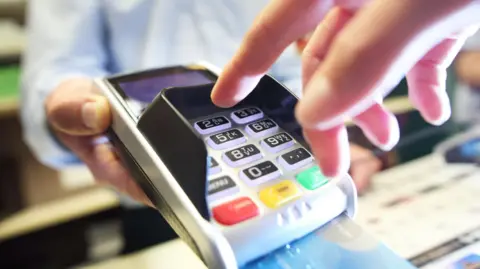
[295,0,477,130]
[211,0,330,107]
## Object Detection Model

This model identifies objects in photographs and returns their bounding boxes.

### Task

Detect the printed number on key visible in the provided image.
[208,129,246,149]
[194,116,231,135]
[231,107,263,124]
[224,144,262,167]
[246,119,278,137]
[262,132,294,153]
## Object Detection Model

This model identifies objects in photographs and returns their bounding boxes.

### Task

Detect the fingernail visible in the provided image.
[82,102,99,129]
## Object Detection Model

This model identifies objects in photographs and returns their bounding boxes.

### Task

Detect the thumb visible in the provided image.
[46,78,111,136]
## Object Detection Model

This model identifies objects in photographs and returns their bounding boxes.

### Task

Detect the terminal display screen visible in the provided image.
[109,67,216,118]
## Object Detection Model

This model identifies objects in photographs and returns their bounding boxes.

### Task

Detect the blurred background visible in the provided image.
[0,0,479,269]
[0,1,173,268]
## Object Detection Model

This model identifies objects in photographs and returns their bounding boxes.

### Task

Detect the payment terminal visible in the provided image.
[434,126,480,165]
[95,62,358,268]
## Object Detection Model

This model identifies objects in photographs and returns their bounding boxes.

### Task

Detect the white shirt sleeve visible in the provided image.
[20,0,109,169]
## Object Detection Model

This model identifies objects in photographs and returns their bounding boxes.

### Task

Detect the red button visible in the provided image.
[212,197,259,226]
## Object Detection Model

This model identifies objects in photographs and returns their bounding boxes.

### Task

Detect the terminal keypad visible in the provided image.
[192,107,327,226]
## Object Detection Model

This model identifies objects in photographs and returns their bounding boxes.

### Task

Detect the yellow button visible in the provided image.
[259,180,301,209]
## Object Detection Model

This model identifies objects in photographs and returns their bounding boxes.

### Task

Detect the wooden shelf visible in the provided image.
[0,97,18,118]
[0,0,26,25]
[384,96,414,115]
[0,187,119,242]
[83,239,206,269]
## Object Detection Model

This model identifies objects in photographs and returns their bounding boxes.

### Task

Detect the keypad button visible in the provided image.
[259,180,301,209]
[279,148,313,171]
[231,107,264,124]
[240,161,281,186]
[223,144,262,167]
[296,166,328,190]
[245,119,279,138]
[261,132,294,153]
[208,175,239,201]
[212,197,259,226]
[208,157,221,175]
[194,116,231,135]
[207,129,246,150]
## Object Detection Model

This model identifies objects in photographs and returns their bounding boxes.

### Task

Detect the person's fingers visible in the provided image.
[350,161,376,193]
[59,133,152,206]
[87,143,152,206]
[407,32,471,125]
[304,125,350,177]
[302,7,354,90]
[211,0,330,107]
[295,0,474,130]
[352,102,400,151]
[45,78,111,136]
[349,163,371,193]
[47,78,150,206]
[349,143,382,193]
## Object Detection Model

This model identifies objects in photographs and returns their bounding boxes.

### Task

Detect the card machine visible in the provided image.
[434,126,480,164]
[94,62,357,268]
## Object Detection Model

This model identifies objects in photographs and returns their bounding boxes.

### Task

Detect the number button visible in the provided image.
[223,144,262,167]
[279,148,313,171]
[240,161,281,186]
[208,176,239,201]
[259,180,301,209]
[194,116,231,135]
[207,129,247,150]
[231,107,264,124]
[261,132,294,153]
[208,157,221,175]
[245,119,279,138]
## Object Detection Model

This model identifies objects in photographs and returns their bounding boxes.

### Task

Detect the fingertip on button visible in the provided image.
[320,166,339,178]
[210,90,237,109]
[211,96,237,108]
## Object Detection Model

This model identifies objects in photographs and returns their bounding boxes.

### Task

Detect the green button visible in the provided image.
[296,166,328,190]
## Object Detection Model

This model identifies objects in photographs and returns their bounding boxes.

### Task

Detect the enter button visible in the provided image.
[296,166,328,190]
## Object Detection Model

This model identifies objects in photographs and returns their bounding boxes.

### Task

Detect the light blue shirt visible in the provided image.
[20,0,302,170]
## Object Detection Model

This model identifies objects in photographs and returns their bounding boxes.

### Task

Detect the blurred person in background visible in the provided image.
[20,1,380,253]
[454,30,480,126]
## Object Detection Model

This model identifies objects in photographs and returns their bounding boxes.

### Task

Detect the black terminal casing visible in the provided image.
[104,71,308,265]
[138,74,308,216]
